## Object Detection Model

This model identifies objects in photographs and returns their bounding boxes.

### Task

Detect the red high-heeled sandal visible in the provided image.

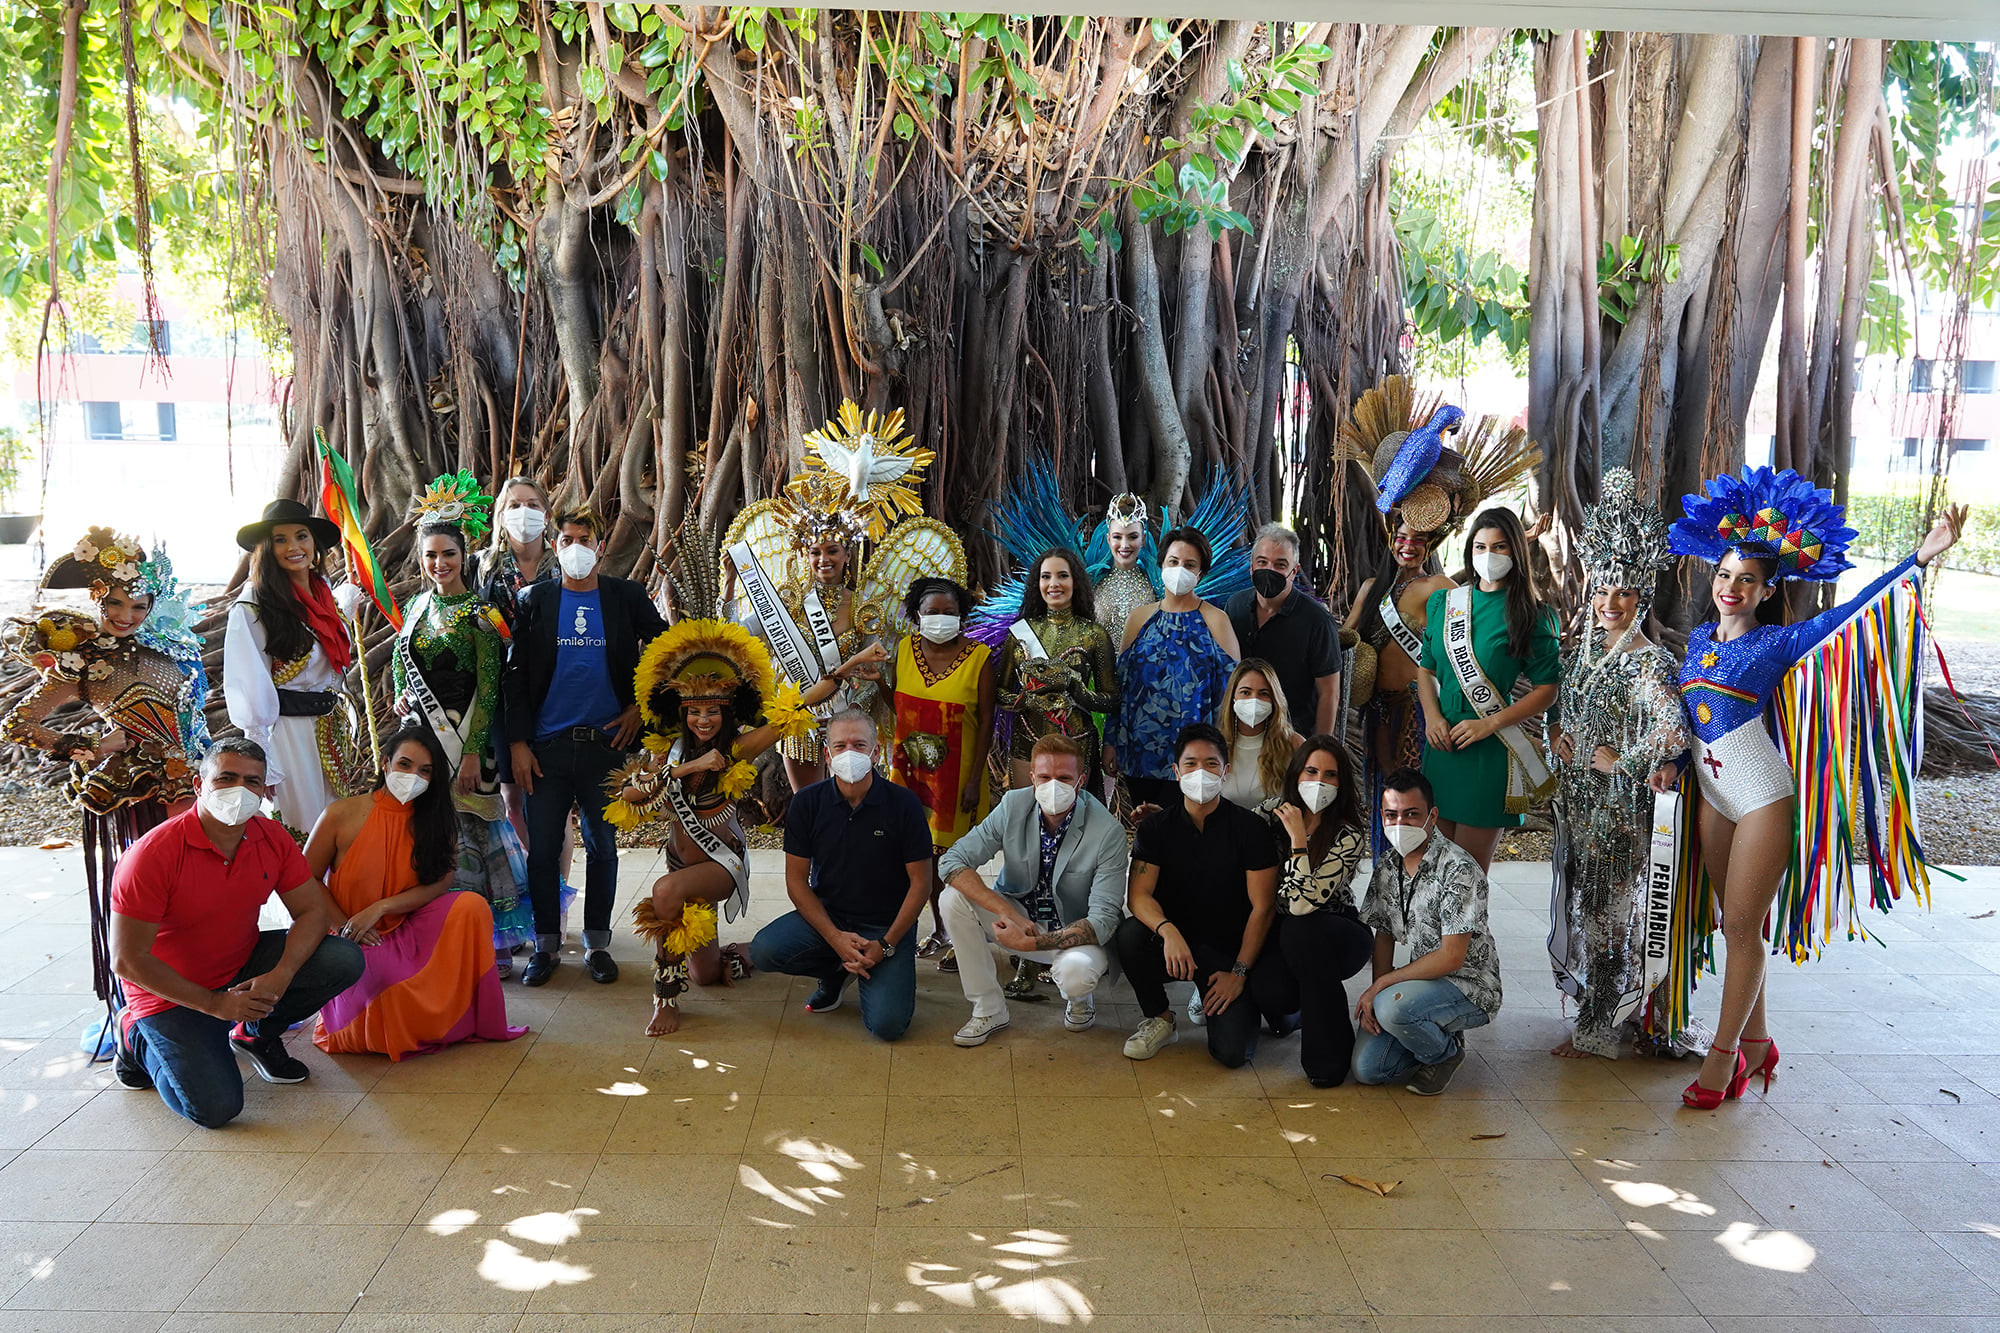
[1741,1037,1780,1093]
[1682,1044,1749,1109]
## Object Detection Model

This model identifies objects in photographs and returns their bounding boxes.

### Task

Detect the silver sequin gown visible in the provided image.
[1547,638,1691,1057]
[1092,565,1155,640]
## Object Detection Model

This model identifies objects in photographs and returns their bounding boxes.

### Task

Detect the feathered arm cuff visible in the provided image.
[762,680,815,742]
[717,759,758,801]
[603,756,671,831]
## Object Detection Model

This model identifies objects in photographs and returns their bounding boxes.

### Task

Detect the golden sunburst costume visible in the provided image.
[3,528,210,1032]
[603,619,813,1008]
[720,401,965,771]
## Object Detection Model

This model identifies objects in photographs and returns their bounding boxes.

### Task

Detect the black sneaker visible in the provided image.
[230,1029,310,1084]
[1404,1043,1467,1096]
[111,1013,152,1090]
[585,950,619,984]
[521,950,558,987]
[805,975,848,1013]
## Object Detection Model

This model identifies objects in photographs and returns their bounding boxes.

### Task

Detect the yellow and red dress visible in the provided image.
[889,635,990,850]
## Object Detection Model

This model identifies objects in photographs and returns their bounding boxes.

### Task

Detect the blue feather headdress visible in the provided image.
[1669,466,1857,583]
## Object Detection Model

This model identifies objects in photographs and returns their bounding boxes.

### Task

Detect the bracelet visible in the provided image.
[1154,920,1173,939]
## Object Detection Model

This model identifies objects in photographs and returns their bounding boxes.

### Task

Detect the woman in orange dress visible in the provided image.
[308,722,527,1060]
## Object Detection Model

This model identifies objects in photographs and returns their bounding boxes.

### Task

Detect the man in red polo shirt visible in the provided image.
[110,737,365,1128]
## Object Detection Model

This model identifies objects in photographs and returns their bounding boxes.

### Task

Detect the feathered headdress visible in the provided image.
[1337,377,1540,536]
[1669,466,1856,583]
[1577,469,1673,590]
[412,471,495,541]
[788,401,935,546]
[633,618,813,742]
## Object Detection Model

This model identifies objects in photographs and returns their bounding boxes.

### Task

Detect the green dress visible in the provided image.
[1419,585,1559,828]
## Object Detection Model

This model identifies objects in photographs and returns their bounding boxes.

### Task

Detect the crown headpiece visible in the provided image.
[1577,470,1673,590]
[1105,493,1148,530]
[792,401,934,544]
[1669,465,1856,584]
[412,471,495,541]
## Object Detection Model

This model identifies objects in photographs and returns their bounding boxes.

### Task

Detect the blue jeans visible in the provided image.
[525,734,624,951]
[130,931,365,1128]
[750,910,916,1041]
[1354,977,1490,1085]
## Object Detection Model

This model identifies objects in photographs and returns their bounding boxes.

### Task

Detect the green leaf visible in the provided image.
[893,112,915,141]
[857,242,884,276]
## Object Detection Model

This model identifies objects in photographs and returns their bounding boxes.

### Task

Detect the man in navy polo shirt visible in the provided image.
[751,709,933,1041]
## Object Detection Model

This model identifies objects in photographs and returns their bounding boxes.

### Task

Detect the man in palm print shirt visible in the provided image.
[1354,766,1502,1094]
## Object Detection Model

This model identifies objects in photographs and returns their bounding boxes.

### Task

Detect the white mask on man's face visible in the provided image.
[502,507,547,543]
[1034,778,1078,817]
[1472,552,1513,582]
[384,772,429,804]
[1179,769,1223,804]
[1297,780,1335,814]
[828,749,873,784]
[1232,697,1272,728]
[1383,821,1429,856]
[200,784,263,826]
[1161,565,1199,596]
[557,542,599,579]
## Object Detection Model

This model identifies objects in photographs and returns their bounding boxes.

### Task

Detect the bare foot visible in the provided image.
[1551,1036,1594,1058]
[645,999,681,1037]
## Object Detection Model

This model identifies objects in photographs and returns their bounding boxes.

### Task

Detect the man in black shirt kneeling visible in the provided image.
[1114,722,1294,1067]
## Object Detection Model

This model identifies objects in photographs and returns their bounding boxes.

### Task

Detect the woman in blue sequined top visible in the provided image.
[1667,473,1965,1110]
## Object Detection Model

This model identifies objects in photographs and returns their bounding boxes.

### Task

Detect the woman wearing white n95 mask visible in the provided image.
[1109,525,1241,815]
[1215,658,1301,810]
[1269,737,1373,1086]
[1414,506,1560,872]
[304,722,526,1061]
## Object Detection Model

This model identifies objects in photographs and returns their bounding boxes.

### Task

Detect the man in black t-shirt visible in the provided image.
[1224,523,1343,737]
[1113,722,1294,1067]
[750,709,934,1041]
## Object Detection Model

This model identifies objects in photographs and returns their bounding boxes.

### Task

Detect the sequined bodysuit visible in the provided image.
[1091,565,1156,641]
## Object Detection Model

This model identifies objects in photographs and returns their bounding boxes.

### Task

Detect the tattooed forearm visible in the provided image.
[1032,919,1098,951]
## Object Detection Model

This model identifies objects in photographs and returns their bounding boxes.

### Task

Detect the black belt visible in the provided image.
[276,688,339,717]
[556,726,610,743]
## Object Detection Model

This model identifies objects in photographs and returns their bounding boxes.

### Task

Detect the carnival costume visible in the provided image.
[3,529,210,1012]
[223,501,368,834]
[1546,471,1696,1057]
[1669,466,1937,959]
[602,619,813,1007]
[1337,379,1542,839]
[396,473,536,957]
[721,401,965,763]
[889,632,994,850]
[993,610,1119,790]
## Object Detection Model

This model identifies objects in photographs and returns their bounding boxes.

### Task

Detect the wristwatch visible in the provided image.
[876,938,896,958]
[1230,962,1250,977]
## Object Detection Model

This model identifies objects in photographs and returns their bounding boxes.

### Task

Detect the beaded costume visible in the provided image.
[1547,472,1694,1057]
[994,608,1119,789]
[604,620,813,1007]
[2,529,209,1019]
[397,473,538,957]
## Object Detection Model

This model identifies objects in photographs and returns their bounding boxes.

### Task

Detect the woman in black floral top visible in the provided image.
[1270,734,1374,1086]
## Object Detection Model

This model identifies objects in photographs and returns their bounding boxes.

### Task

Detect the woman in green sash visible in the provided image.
[1415,507,1559,870]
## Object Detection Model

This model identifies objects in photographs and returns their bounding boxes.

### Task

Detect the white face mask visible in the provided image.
[1179,769,1223,804]
[828,749,873,784]
[502,507,547,543]
[1383,821,1430,856]
[1472,551,1514,582]
[1232,697,1272,728]
[200,784,263,827]
[384,772,429,804]
[918,614,961,644]
[557,542,599,580]
[1161,565,1199,597]
[1034,778,1078,817]
[1297,780,1335,814]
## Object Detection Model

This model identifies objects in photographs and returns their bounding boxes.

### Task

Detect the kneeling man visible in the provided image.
[938,733,1127,1045]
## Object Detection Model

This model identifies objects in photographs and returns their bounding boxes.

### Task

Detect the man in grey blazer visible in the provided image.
[937,733,1128,1046]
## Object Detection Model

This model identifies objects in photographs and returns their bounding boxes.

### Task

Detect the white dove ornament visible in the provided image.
[815,430,914,503]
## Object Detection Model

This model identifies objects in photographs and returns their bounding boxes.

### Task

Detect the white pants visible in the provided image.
[940,887,1109,1019]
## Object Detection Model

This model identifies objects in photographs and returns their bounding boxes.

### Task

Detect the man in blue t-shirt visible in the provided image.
[502,509,668,987]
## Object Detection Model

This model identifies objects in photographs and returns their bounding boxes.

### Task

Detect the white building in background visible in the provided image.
[3,278,290,584]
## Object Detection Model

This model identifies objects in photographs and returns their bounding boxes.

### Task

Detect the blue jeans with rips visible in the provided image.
[1353,976,1490,1085]
[750,909,917,1041]
[129,931,366,1128]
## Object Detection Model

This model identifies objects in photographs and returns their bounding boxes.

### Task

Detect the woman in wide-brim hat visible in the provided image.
[223,497,369,836]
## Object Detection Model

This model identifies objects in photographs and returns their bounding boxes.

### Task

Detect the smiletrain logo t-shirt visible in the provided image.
[536,588,622,739]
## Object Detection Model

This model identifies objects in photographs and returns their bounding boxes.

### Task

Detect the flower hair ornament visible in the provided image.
[1669,465,1857,584]
[44,528,151,601]
[412,471,496,541]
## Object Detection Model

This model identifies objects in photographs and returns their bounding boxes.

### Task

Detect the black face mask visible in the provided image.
[1251,568,1289,599]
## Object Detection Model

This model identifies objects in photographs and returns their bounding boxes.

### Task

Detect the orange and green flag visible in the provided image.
[316,429,403,630]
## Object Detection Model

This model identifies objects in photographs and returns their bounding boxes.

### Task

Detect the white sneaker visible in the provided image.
[1063,994,1096,1032]
[954,1013,1011,1047]
[1123,1014,1178,1060]
[1187,989,1208,1027]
